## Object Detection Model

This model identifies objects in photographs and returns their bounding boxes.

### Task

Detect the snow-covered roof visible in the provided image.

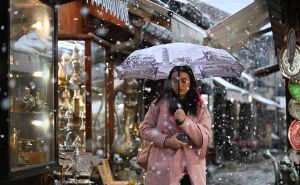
[129,0,208,43]
[143,22,172,41]
[213,77,282,109]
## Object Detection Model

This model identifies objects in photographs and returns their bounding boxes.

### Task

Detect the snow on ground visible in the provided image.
[207,154,279,185]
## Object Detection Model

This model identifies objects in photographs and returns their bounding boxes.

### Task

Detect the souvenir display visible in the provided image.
[288,120,300,150]
[10,128,19,167]
[34,91,47,112]
[288,99,300,119]
[2,0,56,177]
[58,41,86,151]
[288,80,300,101]
[58,62,67,85]
[289,149,300,164]
[279,45,300,79]
[19,87,35,112]
[111,80,139,158]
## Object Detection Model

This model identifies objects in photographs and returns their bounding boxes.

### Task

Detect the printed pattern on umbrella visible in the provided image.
[194,50,245,78]
[116,54,159,79]
[116,43,244,80]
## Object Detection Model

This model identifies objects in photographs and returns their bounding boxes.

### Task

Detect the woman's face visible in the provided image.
[171,71,191,98]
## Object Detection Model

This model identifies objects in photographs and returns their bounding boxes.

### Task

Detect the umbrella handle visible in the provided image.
[176,70,181,126]
[177,70,180,99]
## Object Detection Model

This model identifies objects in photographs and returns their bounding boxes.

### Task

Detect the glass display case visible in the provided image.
[57,40,108,155]
[90,42,107,157]
[0,0,57,179]
[57,40,87,152]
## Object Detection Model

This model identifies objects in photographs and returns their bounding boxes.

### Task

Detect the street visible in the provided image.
[207,152,278,185]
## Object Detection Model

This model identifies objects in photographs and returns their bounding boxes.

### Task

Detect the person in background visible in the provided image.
[140,65,212,185]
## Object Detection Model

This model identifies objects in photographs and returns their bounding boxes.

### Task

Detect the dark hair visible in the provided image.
[155,65,201,116]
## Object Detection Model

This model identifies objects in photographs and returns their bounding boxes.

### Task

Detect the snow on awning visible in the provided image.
[129,0,170,16]
[250,93,282,109]
[213,77,249,103]
[129,0,207,44]
[206,0,269,52]
[276,96,286,109]
[241,71,255,83]
[143,22,172,41]
[212,77,282,109]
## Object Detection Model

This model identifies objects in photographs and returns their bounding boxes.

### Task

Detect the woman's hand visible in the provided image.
[174,108,186,123]
[165,133,187,150]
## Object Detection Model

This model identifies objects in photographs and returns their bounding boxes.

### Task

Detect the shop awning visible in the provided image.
[128,0,207,44]
[250,93,282,109]
[213,77,249,103]
[129,0,270,50]
[212,77,282,109]
[143,22,172,42]
[206,0,270,52]
[241,72,255,83]
[128,0,170,17]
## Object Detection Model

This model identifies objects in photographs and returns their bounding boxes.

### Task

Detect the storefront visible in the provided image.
[1,0,207,184]
[3,0,296,184]
[0,0,65,184]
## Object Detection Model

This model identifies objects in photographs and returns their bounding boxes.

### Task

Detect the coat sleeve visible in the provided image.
[179,107,212,159]
[139,101,167,148]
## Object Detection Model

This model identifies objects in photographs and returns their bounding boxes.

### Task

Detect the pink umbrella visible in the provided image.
[116,42,244,80]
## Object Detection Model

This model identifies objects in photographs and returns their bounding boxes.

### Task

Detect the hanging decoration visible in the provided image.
[287,12,300,151]
[279,28,300,79]
[87,0,129,24]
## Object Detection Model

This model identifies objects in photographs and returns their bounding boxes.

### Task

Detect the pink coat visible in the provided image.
[140,97,212,185]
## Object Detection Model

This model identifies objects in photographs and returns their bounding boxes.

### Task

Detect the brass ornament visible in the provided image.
[279,45,300,78]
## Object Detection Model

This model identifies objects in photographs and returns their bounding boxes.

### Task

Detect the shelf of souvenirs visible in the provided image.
[58,129,86,152]
[10,128,52,168]
[10,87,49,113]
[58,104,86,152]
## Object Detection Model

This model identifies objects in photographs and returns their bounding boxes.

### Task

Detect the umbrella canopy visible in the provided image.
[116,42,244,80]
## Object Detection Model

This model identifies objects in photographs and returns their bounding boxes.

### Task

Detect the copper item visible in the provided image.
[288,120,300,150]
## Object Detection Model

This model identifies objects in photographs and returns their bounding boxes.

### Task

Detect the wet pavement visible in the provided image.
[207,152,280,185]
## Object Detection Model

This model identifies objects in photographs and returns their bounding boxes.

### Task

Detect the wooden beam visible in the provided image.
[87,32,111,47]
[132,0,170,17]
[108,26,142,54]
[58,0,83,34]
[254,64,280,77]
[58,33,112,48]
[106,62,115,147]
[128,5,171,29]
[128,5,152,20]
[85,39,92,152]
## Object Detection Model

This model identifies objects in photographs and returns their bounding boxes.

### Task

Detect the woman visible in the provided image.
[140,65,212,185]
